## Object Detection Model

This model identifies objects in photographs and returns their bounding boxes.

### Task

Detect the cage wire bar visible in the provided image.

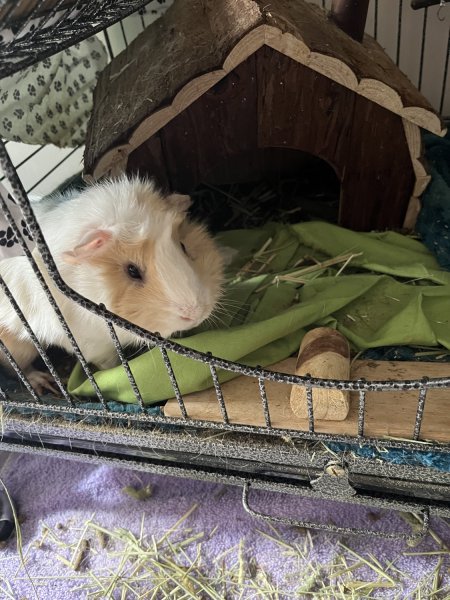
[0,0,154,78]
[0,433,443,542]
[102,311,145,411]
[306,385,315,433]
[0,0,449,539]
[0,275,72,402]
[241,481,431,541]
[0,176,107,407]
[357,390,366,437]
[257,376,271,427]
[1,136,450,455]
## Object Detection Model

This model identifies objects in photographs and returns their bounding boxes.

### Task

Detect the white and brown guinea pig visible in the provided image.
[0,177,224,393]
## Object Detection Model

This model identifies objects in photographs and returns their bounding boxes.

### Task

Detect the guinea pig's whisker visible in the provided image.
[215,302,240,310]
[205,315,228,329]
[209,311,228,324]
[210,305,234,316]
[123,345,147,360]
[212,309,237,317]
[212,303,248,315]
[216,300,246,308]
[209,307,239,324]
[218,295,246,302]
[215,297,245,306]
[210,311,236,322]
[216,298,252,309]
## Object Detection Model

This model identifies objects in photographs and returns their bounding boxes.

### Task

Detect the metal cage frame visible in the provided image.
[0,0,153,79]
[0,0,449,543]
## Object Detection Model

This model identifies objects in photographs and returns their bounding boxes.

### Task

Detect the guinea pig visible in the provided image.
[0,177,224,394]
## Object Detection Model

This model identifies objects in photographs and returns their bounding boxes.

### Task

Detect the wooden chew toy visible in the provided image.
[290,327,350,421]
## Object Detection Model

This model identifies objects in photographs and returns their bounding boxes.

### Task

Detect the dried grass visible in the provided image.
[253,251,362,293]
[2,495,449,599]
[6,505,296,599]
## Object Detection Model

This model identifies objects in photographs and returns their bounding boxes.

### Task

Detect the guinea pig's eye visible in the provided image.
[180,242,188,256]
[126,263,142,280]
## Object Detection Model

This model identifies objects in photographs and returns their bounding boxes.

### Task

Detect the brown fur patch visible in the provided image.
[77,216,224,337]
[179,221,224,295]
[90,238,173,333]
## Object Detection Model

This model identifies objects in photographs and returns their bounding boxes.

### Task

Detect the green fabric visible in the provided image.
[68,221,450,404]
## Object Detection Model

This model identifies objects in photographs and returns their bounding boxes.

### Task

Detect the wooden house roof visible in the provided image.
[84,0,445,179]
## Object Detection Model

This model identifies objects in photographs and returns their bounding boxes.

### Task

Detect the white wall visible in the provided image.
[311,0,449,115]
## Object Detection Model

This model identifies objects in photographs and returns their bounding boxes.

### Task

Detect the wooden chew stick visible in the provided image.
[290,327,350,421]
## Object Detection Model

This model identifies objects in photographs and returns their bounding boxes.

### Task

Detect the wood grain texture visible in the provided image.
[164,359,450,443]
[403,196,422,230]
[340,93,416,230]
[256,46,352,170]
[402,118,431,229]
[128,56,317,190]
[262,0,437,113]
[257,46,415,230]
[84,0,444,177]
[124,46,417,231]
[162,54,259,192]
[295,328,350,362]
[84,0,263,172]
[128,134,171,191]
[290,328,350,421]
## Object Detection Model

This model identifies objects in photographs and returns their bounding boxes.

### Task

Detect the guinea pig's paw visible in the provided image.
[26,370,60,396]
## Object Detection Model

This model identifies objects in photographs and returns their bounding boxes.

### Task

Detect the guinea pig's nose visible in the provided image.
[178,305,198,322]
[178,301,200,323]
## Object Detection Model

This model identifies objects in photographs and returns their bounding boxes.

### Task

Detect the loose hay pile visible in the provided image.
[1,456,449,599]
[190,175,339,234]
[5,498,450,599]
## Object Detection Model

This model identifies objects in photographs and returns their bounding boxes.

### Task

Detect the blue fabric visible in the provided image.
[416,129,450,269]
[327,442,450,472]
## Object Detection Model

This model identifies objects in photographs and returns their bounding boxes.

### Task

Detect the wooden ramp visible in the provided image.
[164,360,450,443]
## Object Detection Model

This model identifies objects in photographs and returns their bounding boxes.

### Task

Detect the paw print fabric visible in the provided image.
[0,182,36,259]
[0,36,107,147]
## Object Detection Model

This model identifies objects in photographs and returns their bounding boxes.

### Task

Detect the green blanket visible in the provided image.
[67,221,450,404]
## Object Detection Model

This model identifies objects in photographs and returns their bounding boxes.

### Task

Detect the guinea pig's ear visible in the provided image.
[165,193,192,214]
[62,229,112,264]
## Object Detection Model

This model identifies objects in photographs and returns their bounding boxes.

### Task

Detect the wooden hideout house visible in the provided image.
[83,0,446,231]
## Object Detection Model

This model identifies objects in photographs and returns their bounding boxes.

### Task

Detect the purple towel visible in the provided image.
[0,452,448,598]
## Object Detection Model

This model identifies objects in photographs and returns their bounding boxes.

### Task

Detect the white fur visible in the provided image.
[0,178,223,370]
